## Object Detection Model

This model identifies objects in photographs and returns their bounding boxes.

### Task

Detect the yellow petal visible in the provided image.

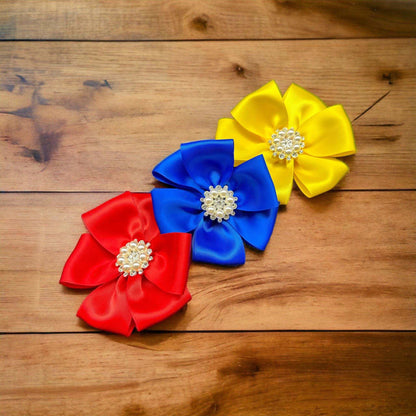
[283,83,327,129]
[231,80,288,139]
[262,151,294,205]
[294,154,349,198]
[299,105,356,158]
[216,118,268,163]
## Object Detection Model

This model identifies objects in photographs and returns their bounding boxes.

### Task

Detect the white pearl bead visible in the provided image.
[270,127,305,161]
[200,184,238,223]
[115,240,154,276]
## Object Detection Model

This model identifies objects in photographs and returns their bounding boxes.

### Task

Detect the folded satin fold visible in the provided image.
[60,192,192,336]
[216,81,356,204]
[152,140,279,266]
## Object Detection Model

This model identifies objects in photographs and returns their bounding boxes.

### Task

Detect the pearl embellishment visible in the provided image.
[200,185,238,223]
[268,127,305,161]
[115,239,153,277]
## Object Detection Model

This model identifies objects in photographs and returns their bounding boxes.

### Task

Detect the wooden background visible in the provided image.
[1,1,416,415]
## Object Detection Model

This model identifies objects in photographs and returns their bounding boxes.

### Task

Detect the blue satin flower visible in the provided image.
[151,139,279,266]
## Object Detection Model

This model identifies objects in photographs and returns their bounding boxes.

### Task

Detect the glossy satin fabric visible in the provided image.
[151,140,279,266]
[60,192,192,336]
[215,81,356,205]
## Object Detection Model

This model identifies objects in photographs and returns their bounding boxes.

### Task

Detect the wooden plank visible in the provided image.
[1,0,416,40]
[0,191,414,332]
[1,332,415,415]
[0,39,415,191]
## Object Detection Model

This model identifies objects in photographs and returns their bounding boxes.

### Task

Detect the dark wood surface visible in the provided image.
[1,191,415,332]
[1,0,416,40]
[0,39,415,191]
[0,1,415,415]
[1,333,416,416]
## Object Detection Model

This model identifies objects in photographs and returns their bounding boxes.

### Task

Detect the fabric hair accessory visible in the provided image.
[151,139,279,266]
[60,192,192,336]
[60,81,355,335]
[216,81,356,204]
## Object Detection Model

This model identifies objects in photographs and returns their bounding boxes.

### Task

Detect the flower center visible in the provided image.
[116,239,153,277]
[200,185,238,223]
[268,127,305,161]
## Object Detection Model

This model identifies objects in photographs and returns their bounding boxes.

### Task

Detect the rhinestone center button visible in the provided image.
[268,127,305,161]
[116,239,153,277]
[200,185,238,223]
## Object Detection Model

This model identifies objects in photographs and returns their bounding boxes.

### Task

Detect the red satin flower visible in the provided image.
[60,192,192,336]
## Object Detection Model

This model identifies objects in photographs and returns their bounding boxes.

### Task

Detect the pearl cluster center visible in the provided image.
[268,127,305,161]
[116,239,153,277]
[200,185,238,223]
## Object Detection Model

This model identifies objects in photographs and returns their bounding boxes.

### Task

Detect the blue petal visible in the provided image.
[151,188,203,233]
[228,154,279,211]
[152,149,203,192]
[192,218,245,266]
[229,208,278,251]
[181,139,234,190]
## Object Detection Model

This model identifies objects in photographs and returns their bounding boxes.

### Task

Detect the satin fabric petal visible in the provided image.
[283,83,327,129]
[126,277,191,331]
[82,192,159,255]
[60,234,118,289]
[130,192,161,242]
[228,155,278,211]
[231,80,288,138]
[300,105,356,158]
[215,118,267,163]
[77,276,134,336]
[151,188,203,233]
[145,232,192,295]
[229,208,278,251]
[294,154,349,198]
[262,152,294,205]
[180,140,234,189]
[192,219,245,266]
[152,149,203,193]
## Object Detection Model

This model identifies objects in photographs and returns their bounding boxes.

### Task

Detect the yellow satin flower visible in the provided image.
[216,81,356,205]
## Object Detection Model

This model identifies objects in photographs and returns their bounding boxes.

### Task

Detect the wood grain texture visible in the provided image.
[1,39,415,191]
[1,2,416,413]
[1,191,414,332]
[1,0,416,40]
[1,332,415,416]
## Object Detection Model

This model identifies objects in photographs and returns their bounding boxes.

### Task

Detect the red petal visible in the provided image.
[126,276,191,331]
[60,234,118,289]
[130,192,160,242]
[82,192,153,255]
[145,232,192,295]
[77,277,134,336]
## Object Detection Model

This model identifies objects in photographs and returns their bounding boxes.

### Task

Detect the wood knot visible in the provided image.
[233,64,246,78]
[83,79,112,89]
[21,148,43,163]
[381,71,401,85]
[191,14,211,32]
[218,358,261,378]
[278,0,298,9]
